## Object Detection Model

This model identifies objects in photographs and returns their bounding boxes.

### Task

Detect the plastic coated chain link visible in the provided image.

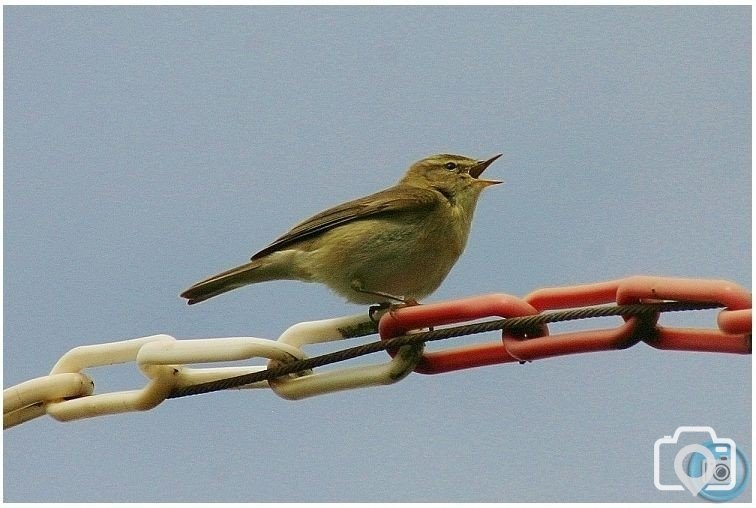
[379,276,750,372]
[4,276,751,429]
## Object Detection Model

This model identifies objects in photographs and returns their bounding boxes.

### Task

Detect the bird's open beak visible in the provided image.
[470,153,503,185]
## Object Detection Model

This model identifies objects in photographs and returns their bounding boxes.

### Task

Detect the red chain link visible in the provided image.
[379,276,751,374]
[378,294,545,374]
[614,276,751,354]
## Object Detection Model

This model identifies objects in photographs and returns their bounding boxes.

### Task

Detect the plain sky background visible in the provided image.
[3,6,751,502]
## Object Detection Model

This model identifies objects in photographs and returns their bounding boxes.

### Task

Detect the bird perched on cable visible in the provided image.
[181,153,502,306]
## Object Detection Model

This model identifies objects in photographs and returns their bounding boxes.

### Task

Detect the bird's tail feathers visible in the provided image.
[180,260,264,305]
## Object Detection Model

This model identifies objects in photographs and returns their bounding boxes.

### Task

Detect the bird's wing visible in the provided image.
[251,185,440,260]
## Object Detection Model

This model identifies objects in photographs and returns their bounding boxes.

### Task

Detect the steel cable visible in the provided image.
[168,301,721,399]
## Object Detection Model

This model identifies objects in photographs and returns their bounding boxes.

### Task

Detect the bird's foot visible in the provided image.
[368,303,391,323]
[353,280,422,322]
[367,299,422,324]
[387,298,420,318]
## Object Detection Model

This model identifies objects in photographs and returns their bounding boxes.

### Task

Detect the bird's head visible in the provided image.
[400,153,503,205]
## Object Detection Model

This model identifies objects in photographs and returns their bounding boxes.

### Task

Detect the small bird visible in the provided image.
[181,153,502,305]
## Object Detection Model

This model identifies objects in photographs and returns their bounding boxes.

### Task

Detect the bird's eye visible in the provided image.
[444,162,458,171]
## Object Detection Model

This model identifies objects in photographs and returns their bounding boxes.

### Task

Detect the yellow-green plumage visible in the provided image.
[180,153,502,305]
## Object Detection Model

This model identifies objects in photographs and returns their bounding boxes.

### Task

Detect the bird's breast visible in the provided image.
[304,205,473,302]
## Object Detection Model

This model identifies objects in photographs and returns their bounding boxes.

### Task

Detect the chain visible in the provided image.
[168,301,720,398]
[4,276,751,429]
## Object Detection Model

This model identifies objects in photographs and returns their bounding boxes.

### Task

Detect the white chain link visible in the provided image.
[270,312,423,400]
[3,311,421,429]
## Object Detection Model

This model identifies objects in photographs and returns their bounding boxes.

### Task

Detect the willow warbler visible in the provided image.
[181,153,502,305]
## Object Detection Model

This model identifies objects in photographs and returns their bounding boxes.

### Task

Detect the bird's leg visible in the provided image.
[351,279,406,304]
[352,279,421,323]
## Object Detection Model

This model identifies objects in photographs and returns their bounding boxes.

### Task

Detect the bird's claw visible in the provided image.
[388,298,420,318]
[368,298,422,323]
[368,303,391,323]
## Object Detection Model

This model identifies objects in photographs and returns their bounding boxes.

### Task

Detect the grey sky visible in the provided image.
[4,6,751,502]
